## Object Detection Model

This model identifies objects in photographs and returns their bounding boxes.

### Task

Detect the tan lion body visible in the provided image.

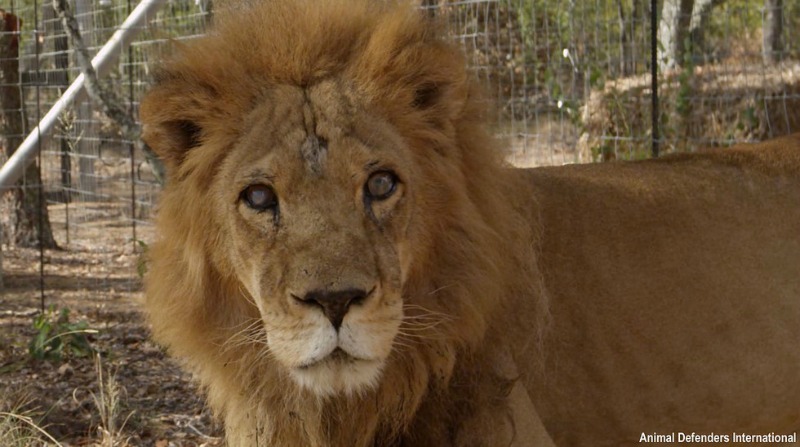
[525,137,800,445]
[140,0,800,445]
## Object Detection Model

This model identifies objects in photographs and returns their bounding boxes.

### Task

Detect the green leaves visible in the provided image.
[28,306,97,362]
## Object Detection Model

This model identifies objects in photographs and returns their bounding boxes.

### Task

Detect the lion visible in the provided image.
[140,0,800,445]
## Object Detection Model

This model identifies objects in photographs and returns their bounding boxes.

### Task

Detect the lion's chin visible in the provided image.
[289,351,385,397]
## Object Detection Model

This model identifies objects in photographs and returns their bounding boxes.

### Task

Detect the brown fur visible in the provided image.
[141,0,800,445]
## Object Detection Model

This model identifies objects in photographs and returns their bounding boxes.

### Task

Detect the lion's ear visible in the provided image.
[141,119,203,171]
[408,51,469,125]
[411,82,444,111]
[352,7,469,129]
[139,79,213,175]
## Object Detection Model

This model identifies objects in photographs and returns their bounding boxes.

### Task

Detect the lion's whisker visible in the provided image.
[390,338,416,352]
[237,284,258,308]
[401,317,450,328]
[394,330,433,341]
[425,284,456,296]
[400,314,446,323]
[402,304,455,321]
[221,318,270,351]
[391,319,439,329]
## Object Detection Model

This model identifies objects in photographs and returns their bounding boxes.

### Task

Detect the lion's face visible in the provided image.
[141,6,531,439]
[211,81,415,395]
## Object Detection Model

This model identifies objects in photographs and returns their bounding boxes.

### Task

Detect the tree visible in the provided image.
[618,0,647,76]
[762,0,783,64]
[659,0,729,69]
[0,10,59,249]
[658,0,695,70]
[688,0,726,59]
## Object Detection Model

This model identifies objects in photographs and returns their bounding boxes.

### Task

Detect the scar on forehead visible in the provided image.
[300,134,328,176]
[299,88,329,175]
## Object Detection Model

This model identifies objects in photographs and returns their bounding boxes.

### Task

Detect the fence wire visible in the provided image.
[1,0,798,308]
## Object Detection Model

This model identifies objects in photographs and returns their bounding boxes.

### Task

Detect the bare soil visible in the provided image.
[0,202,223,446]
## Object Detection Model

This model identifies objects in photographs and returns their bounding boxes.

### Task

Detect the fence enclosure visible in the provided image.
[1,0,798,303]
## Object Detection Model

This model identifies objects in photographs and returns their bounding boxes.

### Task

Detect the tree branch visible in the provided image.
[52,0,165,183]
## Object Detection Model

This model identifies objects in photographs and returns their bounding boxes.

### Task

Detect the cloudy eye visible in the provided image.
[241,184,278,211]
[365,171,397,200]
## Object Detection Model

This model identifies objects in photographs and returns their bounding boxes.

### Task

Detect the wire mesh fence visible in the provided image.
[1,0,799,309]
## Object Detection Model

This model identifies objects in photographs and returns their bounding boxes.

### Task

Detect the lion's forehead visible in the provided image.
[244,81,360,141]
[222,82,407,188]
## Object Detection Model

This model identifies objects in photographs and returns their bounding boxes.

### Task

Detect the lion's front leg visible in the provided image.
[411,346,557,447]
[506,380,557,447]
[449,379,554,447]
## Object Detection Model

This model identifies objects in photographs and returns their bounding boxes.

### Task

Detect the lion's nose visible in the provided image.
[295,289,368,330]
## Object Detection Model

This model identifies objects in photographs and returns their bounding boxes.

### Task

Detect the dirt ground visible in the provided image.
[0,202,223,446]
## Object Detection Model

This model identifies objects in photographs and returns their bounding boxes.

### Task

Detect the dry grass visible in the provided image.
[0,355,134,447]
[0,392,61,447]
[90,355,134,447]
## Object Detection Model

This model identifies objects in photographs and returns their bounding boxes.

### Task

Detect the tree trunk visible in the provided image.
[52,6,73,198]
[0,11,59,249]
[618,0,646,76]
[11,164,59,248]
[688,0,725,61]
[0,223,3,291]
[198,0,214,28]
[658,0,695,70]
[618,0,630,76]
[763,0,783,64]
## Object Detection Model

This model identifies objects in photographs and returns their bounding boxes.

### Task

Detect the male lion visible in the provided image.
[141,0,800,445]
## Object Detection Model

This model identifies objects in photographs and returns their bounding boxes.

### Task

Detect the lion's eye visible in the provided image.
[365,171,397,200]
[241,184,278,211]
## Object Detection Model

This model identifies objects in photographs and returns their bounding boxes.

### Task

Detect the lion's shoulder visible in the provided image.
[526,133,800,197]
[656,133,800,174]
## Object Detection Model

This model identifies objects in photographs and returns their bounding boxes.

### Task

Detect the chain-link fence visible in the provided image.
[1,0,799,308]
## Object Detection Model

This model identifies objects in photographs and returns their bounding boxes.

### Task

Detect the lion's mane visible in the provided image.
[142,1,547,444]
